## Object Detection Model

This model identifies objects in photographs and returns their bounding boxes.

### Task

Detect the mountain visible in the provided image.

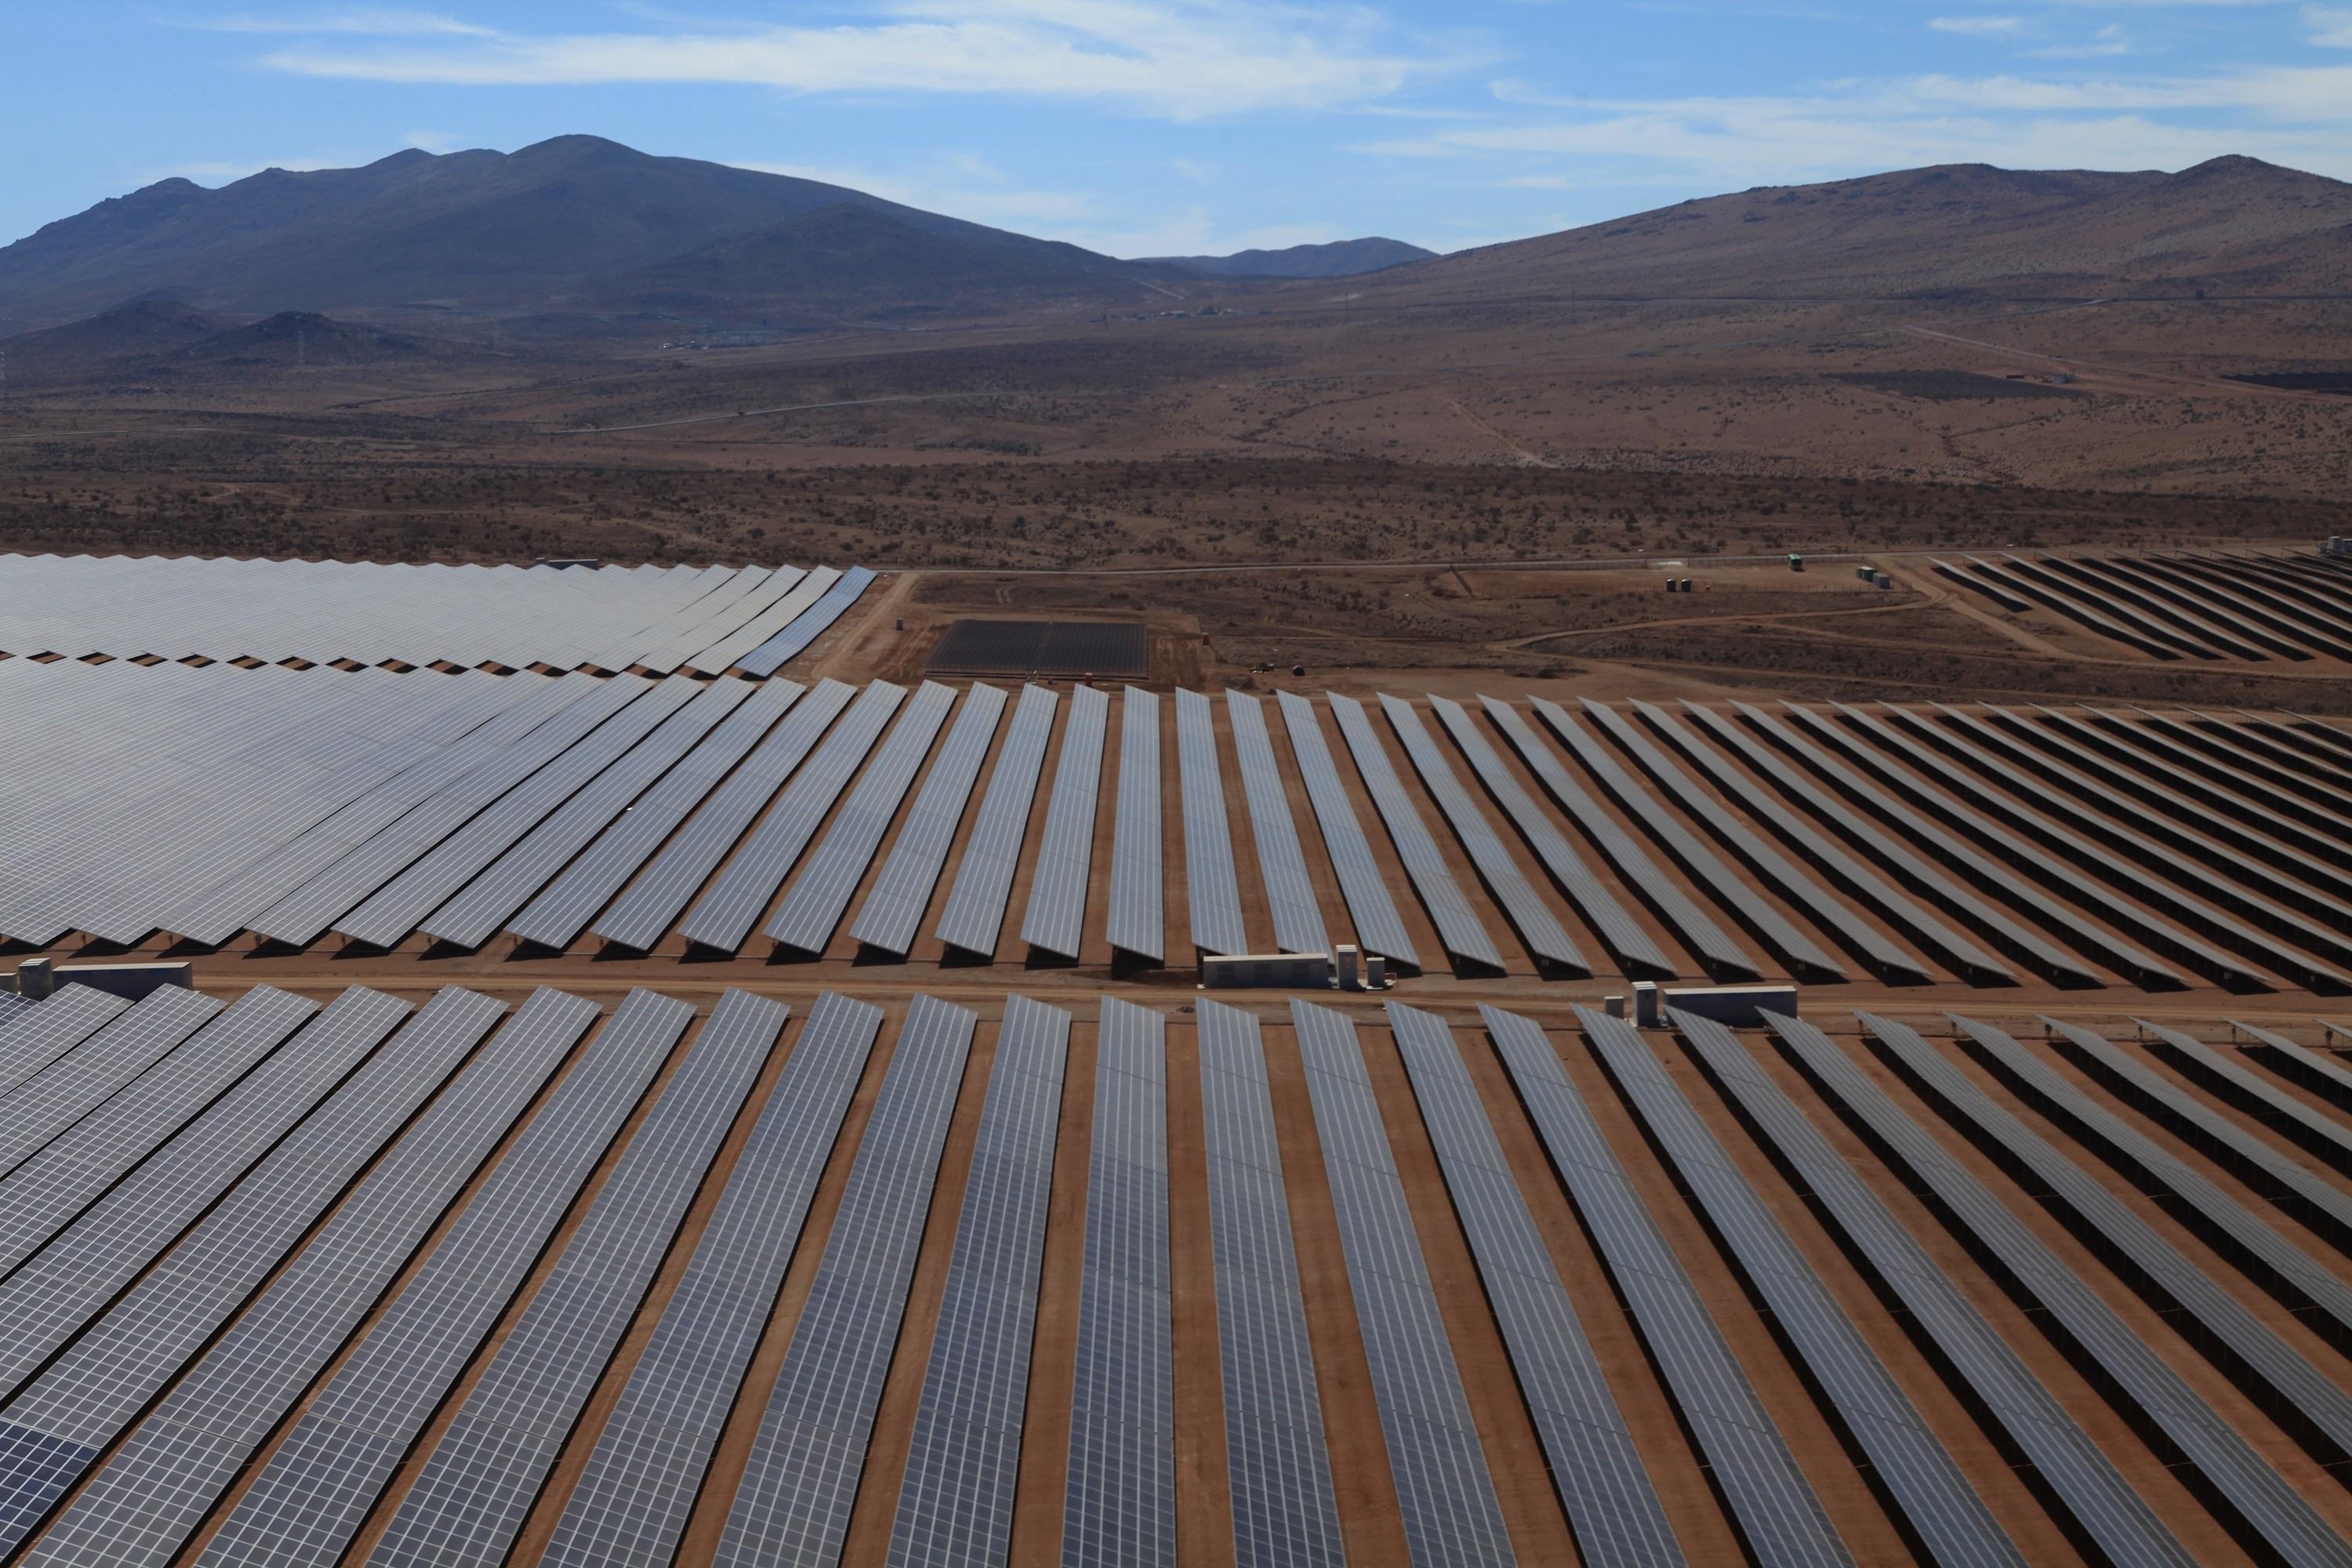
[1362,157,2352,302]
[0,135,1194,332]
[0,303,482,385]
[1152,238,1435,278]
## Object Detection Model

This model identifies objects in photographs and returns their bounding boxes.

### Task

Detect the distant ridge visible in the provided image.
[1150,237,1436,278]
[0,134,1196,332]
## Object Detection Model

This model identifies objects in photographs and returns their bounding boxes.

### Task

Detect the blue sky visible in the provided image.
[7,2,2350,255]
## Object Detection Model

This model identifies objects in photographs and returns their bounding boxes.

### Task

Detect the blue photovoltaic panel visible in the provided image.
[887,995,1070,1568]
[3,987,601,1568]
[1326,692,1502,971]
[1380,694,1584,972]
[593,678,856,952]
[362,991,789,1568]
[1383,1003,1687,1568]
[716,996,978,1568]
[1227,691,1329,955]
[1196,999,1345,1568]
[1021,684,1109,960]
[936,684,1058,956]
[1105,688,1165,960]
[1276,690,1418,967]
[1177,688,1250,956]
[0,987,133,1106]
[739,565,878,677]
[678,680,907,953]
[1760,1009,2350,1568]
[538,993,886,1568]
[1290,997,1516,1567]
[188,989,695,1568]
[766,681,959,953]
[1062,997,1177,1568]
[0,986,224,1181]
[849,683,1008,955]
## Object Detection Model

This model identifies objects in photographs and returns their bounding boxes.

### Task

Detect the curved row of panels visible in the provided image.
[1938,547,2352,665]
[11,657,2352,996]
[2,980,2350,1566]
[0,554,874,676]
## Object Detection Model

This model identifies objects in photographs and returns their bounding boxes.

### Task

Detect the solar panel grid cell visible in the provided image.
[1290,998,1516,1567]
[1383,1003,1686,1568]
[1762,1011,2351,1568]
[716,994,978,1568]
[364,990,790,1568]
[1327,694,1502,971]
[1062,996,1178,1568]
[537,993,885,1568]
[1228,691,1331,956]
[887,995,1070,1568]
[739,566,878,677]
[1020,684,1109,960]
[1105,688,1166,960]
[936,684,1058,956]
[850,684,1010,955]
[1178,688,1251,957]
[1196,999,1348,1568]
[1275,691,1419,967]
[187,988,695,1568]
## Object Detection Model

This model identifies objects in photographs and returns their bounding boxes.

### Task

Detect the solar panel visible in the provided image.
[1381,694,1586,971]
[1951,1016,2352,1349]
[2040,1018,2352,1251]
[1105,688,1165,960]
[1177,688,1250,956]
[593,678,857,951]
[1194,999,1346,1568]
[1288,997,1516,1566]
[1760,1010,2350,1568]
[253,673,652,948]
[887,995,1070,1568]
[1326,692,1503,971]
[1597,701,1929,982]
[1020,684,1109,960]
[717,996,978,1568]
[685,566,833,676]
[0,986,311,1273]
[936,684,1058,956]
[509,679,806,949]
[738,564,878,677]
[362,991,790,1568]
[678,680,908,953]
[1642,1006,2198,1568]
[187,989,693,1568]
[1624,703,2002,984]
[1227,691,1330,955]
[768,682,960,953]
[1062,997,1177,1568]
[1687,704,2137,988]
[850,684,1010,955]
[0,986,132,1107]
[2131,1018,2352,1177]
[1425,695,1671,976]
[1275,691,1418,967]
[1778,710,2352,992]
[336,678,704,949]
[0,988,501,1528]
[1382,1003,1689,1568]
[537,993,884,1568]
[2234,1018,2352,1109]
[419,677,757,949]
[0,986,410,1406]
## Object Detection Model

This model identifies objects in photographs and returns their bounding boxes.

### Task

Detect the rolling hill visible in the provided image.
[0,135,1195,332]
[1363,157,2352,303]
[1151,237,1435,278]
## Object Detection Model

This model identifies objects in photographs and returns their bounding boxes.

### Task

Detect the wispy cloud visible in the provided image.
[1929,15,2026,35]
[244,0,1465,119]
[2310,4,2352,43]
[183,8,494,34]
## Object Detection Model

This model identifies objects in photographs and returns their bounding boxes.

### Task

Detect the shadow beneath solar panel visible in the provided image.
[1022,946,1081,971]
[937,943,999,970]
[1108,949,1164,981]
[848,943,913,967]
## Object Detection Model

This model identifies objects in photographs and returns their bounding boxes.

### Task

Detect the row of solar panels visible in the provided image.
[14,658,2352,994]
[1939,548,2352,664]
[0,552,873,675]
[5,979,2351,1566]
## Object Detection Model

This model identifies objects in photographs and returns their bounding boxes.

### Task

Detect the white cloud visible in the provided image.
[2310,5,2352,43]
[1929,16,2026,35]
[247,0,1459,119]
[185,8,493,34]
